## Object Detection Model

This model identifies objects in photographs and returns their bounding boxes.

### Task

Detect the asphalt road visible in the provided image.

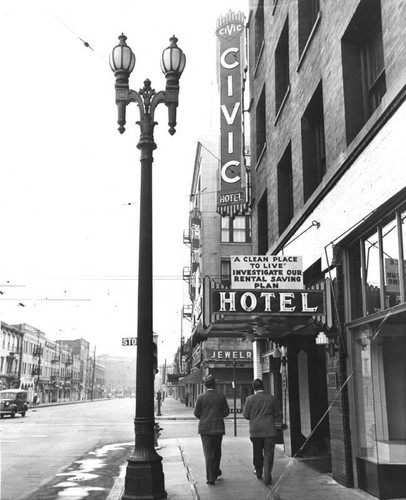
[1,399,247,499]
[1,399,138,500]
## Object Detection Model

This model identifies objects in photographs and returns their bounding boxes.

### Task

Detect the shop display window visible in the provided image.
[353,323,406,463]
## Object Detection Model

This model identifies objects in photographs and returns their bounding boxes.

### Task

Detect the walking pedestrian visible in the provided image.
[243,378,282,485]
[194,374,230,485]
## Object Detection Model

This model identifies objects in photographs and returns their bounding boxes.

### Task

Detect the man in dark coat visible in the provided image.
[194,374,230,485]
[243,378,281,485]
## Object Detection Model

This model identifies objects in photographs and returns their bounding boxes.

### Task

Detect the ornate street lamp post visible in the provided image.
[110,34,185,500]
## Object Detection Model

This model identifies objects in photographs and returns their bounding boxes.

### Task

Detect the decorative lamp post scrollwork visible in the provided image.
[110,33,185,500]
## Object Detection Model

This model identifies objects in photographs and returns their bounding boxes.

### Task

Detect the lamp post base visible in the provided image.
[122,456,167,500]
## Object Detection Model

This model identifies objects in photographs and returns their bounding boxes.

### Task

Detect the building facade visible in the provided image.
[0,322,23,390]
[179,130,254,408]
[247,0,406,498]
[97,354,136,397]
[1,322,102,405]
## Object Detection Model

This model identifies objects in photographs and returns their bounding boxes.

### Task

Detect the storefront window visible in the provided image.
[349,208,406,320]
[353,321,406,463]
[401,210,406,297]
[382,216,401,309]
[364,229,381,314]
[354,325,376,460]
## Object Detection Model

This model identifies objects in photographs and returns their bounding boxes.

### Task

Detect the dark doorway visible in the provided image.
[286,335,331,473]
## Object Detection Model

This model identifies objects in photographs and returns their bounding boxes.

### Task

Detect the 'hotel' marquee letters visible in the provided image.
[211,289,325,315]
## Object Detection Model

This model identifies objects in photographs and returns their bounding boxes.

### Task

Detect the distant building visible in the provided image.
[0,322,23,390]
[97,354,136,397]
[56,338,91,400]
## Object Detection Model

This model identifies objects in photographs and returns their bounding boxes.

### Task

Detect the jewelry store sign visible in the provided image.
[231,255,303,289]
[207,349,253,361]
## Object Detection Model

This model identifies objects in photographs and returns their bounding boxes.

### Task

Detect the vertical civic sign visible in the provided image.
[216,10,247,217]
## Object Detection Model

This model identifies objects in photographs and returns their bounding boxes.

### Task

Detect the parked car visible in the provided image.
[0,389,28,418]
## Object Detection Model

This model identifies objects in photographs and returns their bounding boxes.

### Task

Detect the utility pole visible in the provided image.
[90,346,96,401]
[17,330,24,388]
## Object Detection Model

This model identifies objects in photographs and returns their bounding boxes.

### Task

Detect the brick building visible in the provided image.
[179,133,254,411]
[247,0,406,498]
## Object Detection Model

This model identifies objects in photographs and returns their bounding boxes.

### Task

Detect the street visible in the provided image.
[0,398,251,500]
[1,399,136,500]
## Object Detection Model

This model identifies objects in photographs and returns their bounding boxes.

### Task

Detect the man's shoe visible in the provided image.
[215,469,222,478]
[253,468,262,480]
[264,477,273,485]
[206,481,215,485]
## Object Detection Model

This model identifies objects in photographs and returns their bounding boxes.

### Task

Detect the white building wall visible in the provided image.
[276,101,406,269]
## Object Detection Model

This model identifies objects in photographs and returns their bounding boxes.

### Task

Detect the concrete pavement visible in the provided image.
[108,397,378,500]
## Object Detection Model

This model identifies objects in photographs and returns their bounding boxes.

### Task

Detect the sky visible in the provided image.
[0,0,249,365]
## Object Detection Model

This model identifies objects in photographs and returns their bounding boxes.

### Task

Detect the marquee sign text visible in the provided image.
[211,289,324,315]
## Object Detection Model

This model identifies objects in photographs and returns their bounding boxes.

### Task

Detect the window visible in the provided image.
[298,0,320,57]
[341,0,386,144]
[221,215,251,243]
[277,144,294,235]
[348,207,406,320]
[254,0,264,65]
[275,18,290,115]
[256,86,266,165]
[221,260,231,287]
[257,190,268,254]
[301,82,326,201]
[352,321,406,463]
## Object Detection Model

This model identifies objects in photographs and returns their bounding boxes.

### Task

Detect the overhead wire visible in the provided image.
[47,9,108,65]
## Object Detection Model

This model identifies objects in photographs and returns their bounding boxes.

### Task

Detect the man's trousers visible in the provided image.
[250,436,276,484]
[200,434,223,483]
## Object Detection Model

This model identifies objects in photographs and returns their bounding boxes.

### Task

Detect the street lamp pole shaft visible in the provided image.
[136,143,154,422]
[122,104,167,500]
[111,34,185,500]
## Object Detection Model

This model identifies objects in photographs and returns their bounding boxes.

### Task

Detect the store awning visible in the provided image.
[179,368,203,385]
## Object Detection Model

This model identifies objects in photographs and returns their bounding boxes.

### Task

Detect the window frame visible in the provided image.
[347,206,406,322]
[341,0,386,144]
[275,17,290,116]
[277,144,294,236]
[301,82,326,201]
[220,215,252,244]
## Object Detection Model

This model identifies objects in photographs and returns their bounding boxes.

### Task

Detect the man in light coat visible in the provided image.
[243,378,281,485]
[194,374,230,485]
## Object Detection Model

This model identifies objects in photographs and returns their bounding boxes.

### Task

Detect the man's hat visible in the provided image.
[203,374,216,386]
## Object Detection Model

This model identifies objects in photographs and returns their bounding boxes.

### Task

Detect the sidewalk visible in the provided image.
[109,397,378,500]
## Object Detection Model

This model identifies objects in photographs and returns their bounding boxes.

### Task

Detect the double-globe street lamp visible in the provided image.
[110,34,186,499]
